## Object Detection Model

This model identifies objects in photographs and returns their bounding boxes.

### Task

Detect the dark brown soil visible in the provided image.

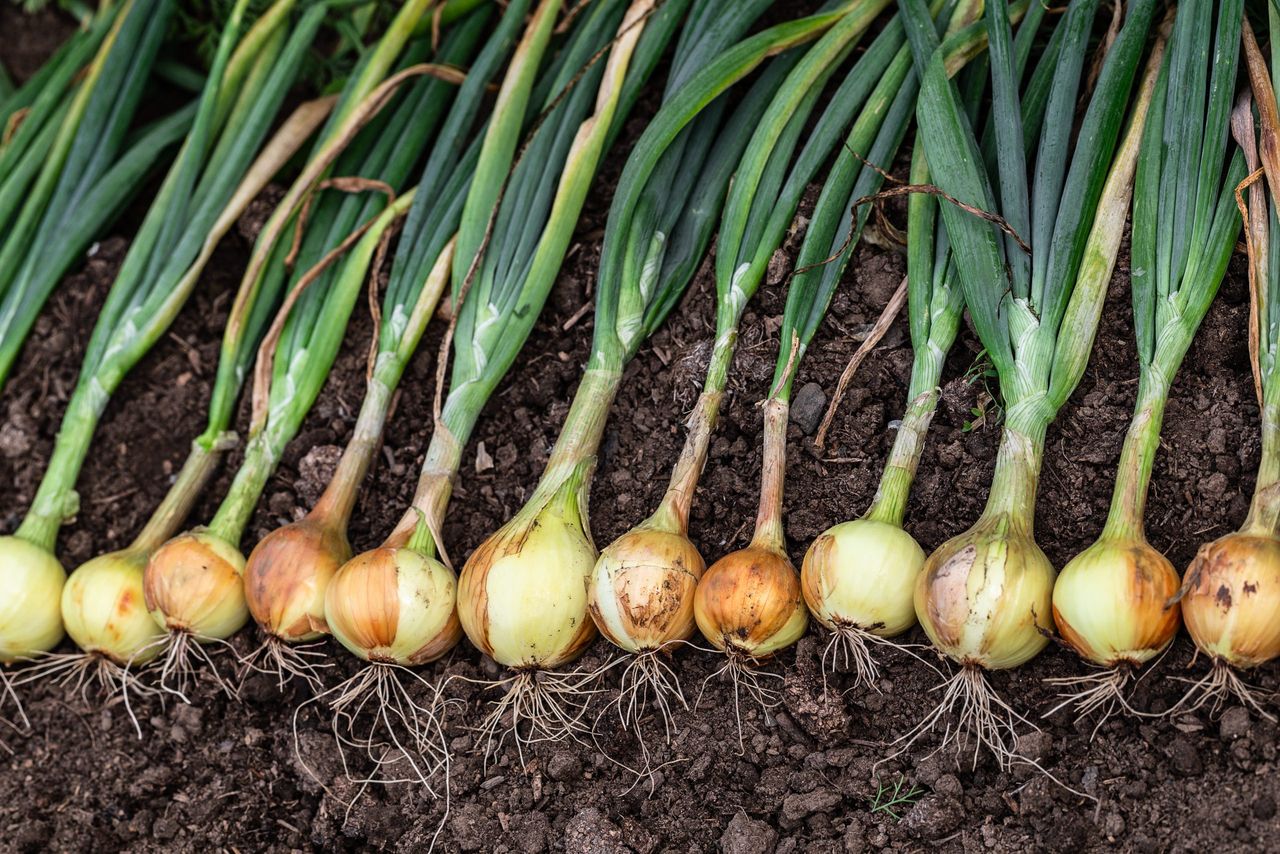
[4,12,1280,854]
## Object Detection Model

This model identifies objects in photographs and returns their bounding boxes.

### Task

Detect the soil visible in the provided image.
[3,9,1280,854]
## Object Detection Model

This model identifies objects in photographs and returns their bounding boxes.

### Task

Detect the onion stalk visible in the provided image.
[319,0,638,682]
[0,6,113,205]
[800,0,1030,688]
[412,0,697,763]
[50,25,345,705]
[1053,0,1240,721]
[698,2,964,722]
[898,0,1159,767]
[584,0,910,739]
[0,0,197,392]
[142,0,482,693]
[240,4,501,685]
[0,0,326,698]
[1173,4,1280,716]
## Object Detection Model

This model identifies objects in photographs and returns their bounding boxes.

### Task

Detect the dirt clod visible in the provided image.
[722,811,779,854]
[901,794,964,840]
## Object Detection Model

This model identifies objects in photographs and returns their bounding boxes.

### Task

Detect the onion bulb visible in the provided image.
[327,545,462,665]
[915,519,1055,670]
[802,519,924,638]
[1180,532,1280,669]
[458,491,597,670]
[588,525,705,653]
[62,549,166,666]
[244,516,349,643]
[1053,538,1180,667]
[143,529,249,640]
[694,542,808,658]
[0,535,66,662]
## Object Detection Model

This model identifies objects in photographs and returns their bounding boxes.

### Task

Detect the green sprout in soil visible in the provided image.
[868,775,925,820]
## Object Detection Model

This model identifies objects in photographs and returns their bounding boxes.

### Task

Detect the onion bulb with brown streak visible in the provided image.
[590,525,704,654]
[325,468,463,668]
[1053,538,1181,668]
[588,392,718,656]
[245,515,349,644]
[1182,533,1280,668]
[1176,530,1280,710]
[458,476,599,671]
[1168,16,1280,715]
[62,549,166,667]
[693,400,808,662]
[1049,377,1186,719]
[144,529,249,643]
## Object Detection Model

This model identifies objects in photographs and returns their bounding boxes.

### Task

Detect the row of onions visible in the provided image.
[1,0,1277,777]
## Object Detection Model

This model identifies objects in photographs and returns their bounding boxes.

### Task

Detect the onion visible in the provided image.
[458,491,598,670]
[802,518,924,639]
[245,515,349,643]
[1053,538,1180,667]
[589,526,704,654]
[143,530,248,641]
[695,542,808,658]
[914,516,1055,670]
[326,545,462,665]
[0,536,66,662]
[61,549,165,666]
[1181,532,1280,669]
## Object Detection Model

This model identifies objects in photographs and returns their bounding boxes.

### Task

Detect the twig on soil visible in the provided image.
[814,275,909,451]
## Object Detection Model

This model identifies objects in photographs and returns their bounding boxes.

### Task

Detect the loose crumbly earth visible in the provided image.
[3,8,1279,854]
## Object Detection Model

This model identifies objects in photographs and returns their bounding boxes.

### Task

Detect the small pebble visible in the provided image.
[790,382,828,436]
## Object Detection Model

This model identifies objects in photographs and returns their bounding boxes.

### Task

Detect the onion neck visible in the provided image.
[207,429,280,547]
[15,377,113,553]
[749,397,790,554]
[311,358,401,530]
[648,317,741,534]
[977,420,1046,536]
[865,341,948,527]
[131,440,227,553]
[386,425,463,561]
[1099,368,1170,544]
[1244,391,1280,536]
[530,365,622,510]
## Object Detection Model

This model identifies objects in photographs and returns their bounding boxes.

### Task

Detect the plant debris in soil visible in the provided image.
[3,10,1280,854]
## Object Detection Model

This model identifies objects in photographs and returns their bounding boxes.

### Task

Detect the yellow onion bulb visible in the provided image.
[457,501,597,670]
[801,519,924,637]
[143,529,248,640]
[694,545,808,657]
[1181,532,1280,669]
[1052,538,1180,667]
[62,549,165,666]
[914,524,1055,670]
[0,535,66,662]
[588,528,705,653]
[244,517,349,643]
[326,546,462,665]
